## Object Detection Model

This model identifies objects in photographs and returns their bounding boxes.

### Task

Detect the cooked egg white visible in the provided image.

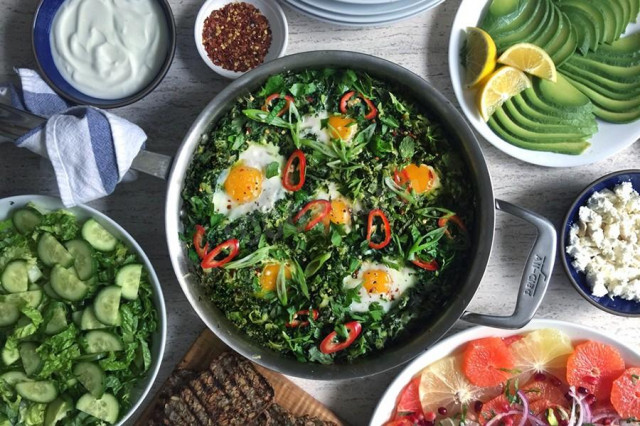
[212,143,287,221]
[314,183,361,232]
[300,112,358,144]
[343,262,418,313]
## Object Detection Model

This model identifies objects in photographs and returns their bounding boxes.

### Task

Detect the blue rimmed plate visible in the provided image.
[561,170,640,317]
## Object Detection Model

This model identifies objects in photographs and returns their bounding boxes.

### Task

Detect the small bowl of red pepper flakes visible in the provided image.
[195,0,288,79]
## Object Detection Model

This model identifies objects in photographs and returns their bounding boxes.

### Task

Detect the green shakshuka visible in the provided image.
[181,69,475,363]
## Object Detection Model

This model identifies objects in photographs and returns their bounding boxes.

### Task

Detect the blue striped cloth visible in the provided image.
[6,69,147,207]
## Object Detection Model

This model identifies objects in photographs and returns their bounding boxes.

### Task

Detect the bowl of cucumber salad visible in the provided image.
[0,195,166,425]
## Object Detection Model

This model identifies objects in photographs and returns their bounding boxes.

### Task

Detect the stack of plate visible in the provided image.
[281,0,446,27]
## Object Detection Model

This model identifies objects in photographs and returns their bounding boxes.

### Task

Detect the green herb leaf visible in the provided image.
[265,161,280,179]
[399,137,415,159]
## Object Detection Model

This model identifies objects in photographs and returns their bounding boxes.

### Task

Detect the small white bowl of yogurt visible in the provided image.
[32,0,176,108]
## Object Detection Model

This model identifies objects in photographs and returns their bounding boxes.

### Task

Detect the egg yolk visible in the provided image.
[259,263,292,292]
[224,163,264,203]
[328,115,357,141]
[399,163,435,194]
[362,270,392,294]
[322,199,351,226]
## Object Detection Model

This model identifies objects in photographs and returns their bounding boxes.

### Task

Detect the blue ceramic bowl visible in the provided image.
[561,170,640,317]
[32,0,176,109]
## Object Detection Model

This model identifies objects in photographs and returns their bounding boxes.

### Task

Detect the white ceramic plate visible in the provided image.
[195,0,288,79]
[0,195,167,426]
[296,0,425,17]
[449,0,640,167]
[370,318,640,425]
[284,0,442,26]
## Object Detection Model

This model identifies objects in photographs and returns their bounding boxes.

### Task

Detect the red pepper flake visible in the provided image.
[202,2,272,72]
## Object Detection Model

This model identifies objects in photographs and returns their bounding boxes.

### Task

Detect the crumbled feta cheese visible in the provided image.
[565,181,640,301]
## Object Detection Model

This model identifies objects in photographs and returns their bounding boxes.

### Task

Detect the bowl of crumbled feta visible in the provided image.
[562,170,640,316]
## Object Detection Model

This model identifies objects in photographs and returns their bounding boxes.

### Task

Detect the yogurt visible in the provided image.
[50,0,169,100]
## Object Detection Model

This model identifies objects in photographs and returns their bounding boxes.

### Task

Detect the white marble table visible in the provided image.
[1,1,639,425]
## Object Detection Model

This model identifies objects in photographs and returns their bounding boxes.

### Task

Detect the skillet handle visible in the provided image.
[0,103,172,180]
[461,199,556,329]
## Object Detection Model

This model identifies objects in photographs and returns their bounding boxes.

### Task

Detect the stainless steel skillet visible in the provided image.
[0,51,556,380]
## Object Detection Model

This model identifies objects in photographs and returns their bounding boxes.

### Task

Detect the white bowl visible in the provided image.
[369,318,640,425]
[194,0,288,79]
[0,194,167,426]
[448,0,640,168]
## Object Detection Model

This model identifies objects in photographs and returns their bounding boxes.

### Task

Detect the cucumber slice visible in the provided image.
[93,287,121,326]
[19,342,42,376]
[72,310,82,326]
[44,303,68,335]
[74,362,105,398]
[2,343,19,366]
[16,380,58,403]
[76,393,119,424]
[0,371,29,387]
[0,290,43,309]
[38,233,74,267]
[1,260,29,293]
[50,265,88,302]
[82,219,117,252]
[115,264,142,300]
[43,283,60,300]
[0,302,20,327]
[12,208,42,235]
[44,398,72,426]
[80,307,108,330]
[76,352,107,362]
[65,239,96,281]
[84,331,123,353]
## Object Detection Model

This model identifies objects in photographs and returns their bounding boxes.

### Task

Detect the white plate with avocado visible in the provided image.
[449,0,640,168]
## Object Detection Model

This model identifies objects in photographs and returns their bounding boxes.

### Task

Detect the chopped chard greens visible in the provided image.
[182,69,475,363]
[0,204,157,425]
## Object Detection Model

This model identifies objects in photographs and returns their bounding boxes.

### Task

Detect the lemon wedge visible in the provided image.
[463,27,497,88]
[497,43,557,82]
[476,66,531,121]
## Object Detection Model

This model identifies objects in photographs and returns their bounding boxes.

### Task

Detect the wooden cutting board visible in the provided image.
[135,328,344,425]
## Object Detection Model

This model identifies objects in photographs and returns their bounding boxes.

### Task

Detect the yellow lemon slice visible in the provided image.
[476,66,531,121]
[510,328,574,374]
[463,27,497,88]
[497,43,557,82]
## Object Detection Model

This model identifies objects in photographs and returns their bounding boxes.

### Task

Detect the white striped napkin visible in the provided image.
[6,68,147,207]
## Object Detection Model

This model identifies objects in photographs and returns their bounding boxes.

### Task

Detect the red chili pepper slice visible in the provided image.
[411,259,439,271]
[282,149,306,192]
[367,209,392,249]
[193,225,209,259]
[201,238,240,269]
[286,309,319,328]
[438,214,467,238]
[339,91,377,120]
[293,200,332,231]
[262,93,294,117]
[319,321,362,354]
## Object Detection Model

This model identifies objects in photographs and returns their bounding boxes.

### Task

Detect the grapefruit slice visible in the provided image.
[610,367,640,418]
[419,354,487,416]
[566,341,625,400]
[510,329,574,375]
[393,376,423,419]
[463,337,515,387]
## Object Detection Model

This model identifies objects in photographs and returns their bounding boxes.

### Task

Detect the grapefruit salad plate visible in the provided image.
[370,319,640,425]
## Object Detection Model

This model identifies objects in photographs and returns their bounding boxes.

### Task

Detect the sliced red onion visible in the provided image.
[516,390,529,426]
[592,412,622,423]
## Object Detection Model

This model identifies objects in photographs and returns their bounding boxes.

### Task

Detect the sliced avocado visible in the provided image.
[560,5,597,53]
[555,23,579,66]
[558,66,640,98]
[595,32,640,57]
[522,0,554,47]
[511,94,597,127]
[531,2,559,49]
[545,7,572,60]
[578,0,617,43]
[503,99,597,134]
[593,104,640,123]
[630,0,639,23]
[616,0,631,29]
[493,107,594,142]
[569,55,640,81]
[563,75,640,112]
[493,0,548,51]
[558,0,605,46]
[521,88,591,121]
[488,114,591,155]
[535,74,593,110]
[608,0,626,40]
[480,0,531,34]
